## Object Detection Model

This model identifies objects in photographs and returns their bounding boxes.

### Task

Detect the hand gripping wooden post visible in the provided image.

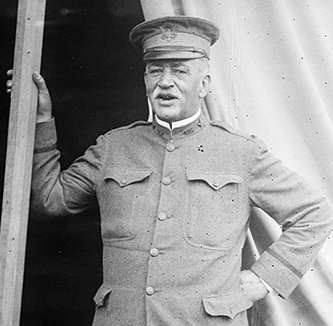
[0,0,46,325]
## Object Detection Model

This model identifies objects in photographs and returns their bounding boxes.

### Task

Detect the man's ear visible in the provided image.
[199,74,211,98]
[144,71,148,89]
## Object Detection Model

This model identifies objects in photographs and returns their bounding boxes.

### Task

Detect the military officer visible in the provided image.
[16,15,333,325]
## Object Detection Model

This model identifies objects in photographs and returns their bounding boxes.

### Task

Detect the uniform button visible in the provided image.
[146,286,155,295]
[158,212,167,221]
[121,178,127,185]
[162,177,171,185]
[150,248,159,257]
[166,142,175,152]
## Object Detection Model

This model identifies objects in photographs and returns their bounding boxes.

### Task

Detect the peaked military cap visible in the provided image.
[129,16,220,60]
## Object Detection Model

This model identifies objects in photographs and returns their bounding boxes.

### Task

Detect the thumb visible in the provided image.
[32,71,48,91]
[32,71,52,121]
[32,71,51,99]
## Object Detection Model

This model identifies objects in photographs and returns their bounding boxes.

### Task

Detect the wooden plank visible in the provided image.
[0,0,46,325]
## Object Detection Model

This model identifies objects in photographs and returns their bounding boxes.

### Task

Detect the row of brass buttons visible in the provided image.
[147,140,174,296]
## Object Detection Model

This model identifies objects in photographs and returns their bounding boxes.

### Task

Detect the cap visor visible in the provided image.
[143,51,205,61]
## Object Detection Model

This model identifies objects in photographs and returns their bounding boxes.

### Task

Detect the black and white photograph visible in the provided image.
[1,1,333,325]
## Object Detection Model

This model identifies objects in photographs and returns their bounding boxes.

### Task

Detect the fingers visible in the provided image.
[5,70,47,94]
[6,70,52,121]
[6,69,13,93]
[6,79,13,93]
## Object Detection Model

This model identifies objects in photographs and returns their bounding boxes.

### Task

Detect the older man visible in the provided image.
[28,16,332,326]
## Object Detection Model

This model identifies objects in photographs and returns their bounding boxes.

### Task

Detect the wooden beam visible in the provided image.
[0,0,46,325]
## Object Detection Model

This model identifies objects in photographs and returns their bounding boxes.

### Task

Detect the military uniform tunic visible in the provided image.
[32,113,333,325]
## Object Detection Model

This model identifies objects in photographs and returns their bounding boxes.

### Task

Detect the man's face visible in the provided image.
[144,59,210,123]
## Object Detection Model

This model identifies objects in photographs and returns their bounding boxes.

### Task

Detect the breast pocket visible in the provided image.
[185,170,243,250]
[99,166,152,241]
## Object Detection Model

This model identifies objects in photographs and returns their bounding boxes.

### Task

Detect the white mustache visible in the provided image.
[152,87,180,100]
[155,93,178,100]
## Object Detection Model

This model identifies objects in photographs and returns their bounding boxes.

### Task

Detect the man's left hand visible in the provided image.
[240,270,269,302]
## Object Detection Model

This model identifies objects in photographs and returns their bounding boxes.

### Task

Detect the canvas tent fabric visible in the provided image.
[139,1,333,325]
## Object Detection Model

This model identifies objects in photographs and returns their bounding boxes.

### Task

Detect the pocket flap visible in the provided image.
[202,292,253,319]
[187,171,243,190]
[104,167,152,187]
[93,284,112,308]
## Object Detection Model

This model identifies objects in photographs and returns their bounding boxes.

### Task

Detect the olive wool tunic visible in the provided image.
[32,113,333,325]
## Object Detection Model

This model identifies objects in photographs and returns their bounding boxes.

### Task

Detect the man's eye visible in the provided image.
[150,68,162,74]
[174,69,188,75]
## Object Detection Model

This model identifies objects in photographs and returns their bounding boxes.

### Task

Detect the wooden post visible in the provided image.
[0,0,46,325]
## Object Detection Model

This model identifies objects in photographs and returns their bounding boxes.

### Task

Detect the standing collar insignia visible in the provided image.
[159,24,178,42]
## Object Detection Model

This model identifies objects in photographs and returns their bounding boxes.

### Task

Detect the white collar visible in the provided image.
[155,108,201,130]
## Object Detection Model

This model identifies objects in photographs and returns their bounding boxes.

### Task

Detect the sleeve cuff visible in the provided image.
[34,117,57,153]
[250,250,301,299]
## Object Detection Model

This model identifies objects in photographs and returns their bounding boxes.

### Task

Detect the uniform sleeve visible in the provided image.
[31,118,105,217]
[248,139,333,299]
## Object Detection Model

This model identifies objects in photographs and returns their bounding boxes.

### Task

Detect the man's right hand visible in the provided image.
[6,70,52,123]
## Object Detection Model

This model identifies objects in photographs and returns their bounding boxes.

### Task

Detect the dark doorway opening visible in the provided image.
[1,1,147,325]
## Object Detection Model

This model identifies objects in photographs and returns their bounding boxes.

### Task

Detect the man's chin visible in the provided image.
[154,106,179,119]
[155,112,180,124]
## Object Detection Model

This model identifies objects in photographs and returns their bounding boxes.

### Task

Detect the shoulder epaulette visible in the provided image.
[104,120,152,136]
[210,120,257,142]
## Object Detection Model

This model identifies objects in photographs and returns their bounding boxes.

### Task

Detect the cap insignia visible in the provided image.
[159,24,178,42]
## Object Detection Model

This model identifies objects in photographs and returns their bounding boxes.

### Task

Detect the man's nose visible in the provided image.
[158,70,174,88]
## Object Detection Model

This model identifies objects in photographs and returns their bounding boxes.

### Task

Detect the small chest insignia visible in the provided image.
[183,128,195,135]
